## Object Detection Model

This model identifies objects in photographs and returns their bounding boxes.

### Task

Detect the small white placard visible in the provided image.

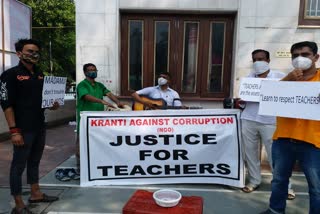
[259,81,320,120]
[42,76,67,108]
[239,78,263,102]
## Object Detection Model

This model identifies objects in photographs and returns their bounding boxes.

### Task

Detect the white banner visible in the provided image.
[80,109,244,187]
[259,81,320,120]
[41,76,67,108]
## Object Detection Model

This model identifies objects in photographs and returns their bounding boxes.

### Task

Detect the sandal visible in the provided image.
[241,184,260,193]
[65,168,80,180]
[287,189,296,200]
[55,169,71,181]
[28,193,59,203]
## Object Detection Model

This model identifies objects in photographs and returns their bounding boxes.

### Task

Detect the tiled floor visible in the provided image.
[0,124,76,186]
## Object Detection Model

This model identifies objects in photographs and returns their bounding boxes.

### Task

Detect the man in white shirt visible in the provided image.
[241,49,295,200]
[131,72,182,109]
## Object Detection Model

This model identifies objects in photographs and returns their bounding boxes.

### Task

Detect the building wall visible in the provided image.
[235,0,320,95]
[75,0,320,102]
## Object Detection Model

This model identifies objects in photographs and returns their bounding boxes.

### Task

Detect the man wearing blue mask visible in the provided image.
[75,63,125,170]
[241,49,295,200]
[131,72,182,110]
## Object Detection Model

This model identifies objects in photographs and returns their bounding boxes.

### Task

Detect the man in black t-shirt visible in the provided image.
[0,39,59,214]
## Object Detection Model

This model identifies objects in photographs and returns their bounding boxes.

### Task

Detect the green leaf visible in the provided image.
[19,0,76,81]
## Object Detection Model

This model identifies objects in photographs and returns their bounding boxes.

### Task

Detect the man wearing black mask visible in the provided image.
[75,63,126,172]
[0,39,59,214]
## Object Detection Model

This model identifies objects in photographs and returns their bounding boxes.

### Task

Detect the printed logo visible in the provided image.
[17,75,30,81]
[0,81,8,101]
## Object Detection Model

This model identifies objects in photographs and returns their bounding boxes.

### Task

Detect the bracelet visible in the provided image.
[11,133,21,137]
[9,126,16,130]
[9,128,21,134]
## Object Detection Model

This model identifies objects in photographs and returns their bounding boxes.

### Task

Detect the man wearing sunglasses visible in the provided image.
[0,39,59,214]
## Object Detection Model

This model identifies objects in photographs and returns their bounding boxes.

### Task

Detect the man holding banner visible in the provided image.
[261,41,320,214]
[0,39,59,214]
[240,49,296,197]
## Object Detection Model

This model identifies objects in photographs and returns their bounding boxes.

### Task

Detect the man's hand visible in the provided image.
[116,102,128,108]
[101,100,115,109]
[49,101,60,110]
[282,69,304,81]
[144,101,157,110]
[11,133,24,146]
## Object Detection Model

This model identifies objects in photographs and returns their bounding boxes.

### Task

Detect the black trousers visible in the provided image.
[10,129,46,196]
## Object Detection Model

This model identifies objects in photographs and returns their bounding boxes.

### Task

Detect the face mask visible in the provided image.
[253,61,270,75]
[158,77,168,86]
[292,56,312,70]
[21,52,40,64]
[85,71,97,79]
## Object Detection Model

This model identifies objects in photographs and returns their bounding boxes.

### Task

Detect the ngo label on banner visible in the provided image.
[79,109,244,187]
[41,76,67,108]
[259,81,320,120]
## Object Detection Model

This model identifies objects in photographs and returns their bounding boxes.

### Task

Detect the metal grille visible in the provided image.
[306,0,320,17]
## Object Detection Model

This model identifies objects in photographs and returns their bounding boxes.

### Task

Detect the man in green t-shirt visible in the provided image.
[75,63,125,171]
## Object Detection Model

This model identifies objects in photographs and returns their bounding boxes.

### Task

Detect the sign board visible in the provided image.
[79,109,244,187]
[239,78,280,102]
[41,76,67,108]
[275,51,291,58]
[259,80,320,120]
[239,78,263,102]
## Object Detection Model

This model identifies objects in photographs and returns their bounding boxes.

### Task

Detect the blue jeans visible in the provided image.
[269,138,320,214]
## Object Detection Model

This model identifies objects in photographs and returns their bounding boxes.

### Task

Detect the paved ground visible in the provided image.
[0,124,309,214]
[0,125,76,187]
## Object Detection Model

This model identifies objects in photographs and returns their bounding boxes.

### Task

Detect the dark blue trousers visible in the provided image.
[10,129,46,195]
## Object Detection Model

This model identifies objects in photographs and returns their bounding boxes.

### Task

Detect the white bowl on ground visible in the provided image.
[153,189,182,207]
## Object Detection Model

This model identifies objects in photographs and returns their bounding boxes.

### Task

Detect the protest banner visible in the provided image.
[259,80,320,120]
[79,109,244,187]
[41,76,67,108]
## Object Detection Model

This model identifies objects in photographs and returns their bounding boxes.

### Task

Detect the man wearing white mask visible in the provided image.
[131,72,182,109]
[261,41,320,214]
[241,50,295,200]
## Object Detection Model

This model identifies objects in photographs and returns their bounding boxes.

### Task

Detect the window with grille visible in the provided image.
[299,0,320,26]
